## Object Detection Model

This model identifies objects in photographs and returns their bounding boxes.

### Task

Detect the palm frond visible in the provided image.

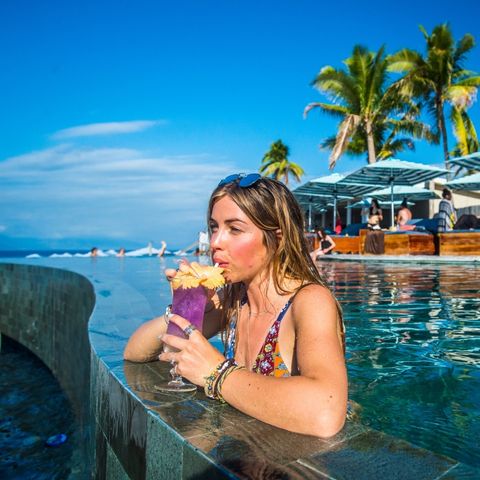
[329,114,360,169]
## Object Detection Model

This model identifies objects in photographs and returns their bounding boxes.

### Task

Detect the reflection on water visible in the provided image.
[317,261,480,468]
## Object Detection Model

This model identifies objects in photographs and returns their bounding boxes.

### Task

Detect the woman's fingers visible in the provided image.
[167,314,202,339]
[161,332,189,350]
[165,268,177,282]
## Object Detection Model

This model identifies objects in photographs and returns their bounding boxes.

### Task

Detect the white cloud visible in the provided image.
[0,144,235,246]
[51,120,164,139]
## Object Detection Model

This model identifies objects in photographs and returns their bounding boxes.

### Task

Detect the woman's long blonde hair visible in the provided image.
[207,176,345,352]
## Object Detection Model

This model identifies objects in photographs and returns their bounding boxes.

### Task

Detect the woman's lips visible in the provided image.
[214,258,229,268]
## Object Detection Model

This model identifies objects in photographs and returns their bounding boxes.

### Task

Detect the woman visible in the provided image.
[367,199,383,230]
[437,188,456,232]
[124,174,347,437]
[310,228,336,260]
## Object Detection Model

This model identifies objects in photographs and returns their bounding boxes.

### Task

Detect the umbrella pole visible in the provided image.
[390,182,395,229]
[308,201,312,231]
[333,196,337,233]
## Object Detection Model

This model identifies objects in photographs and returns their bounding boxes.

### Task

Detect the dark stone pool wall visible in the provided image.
[0,263,95,473]
[1,262,475,479]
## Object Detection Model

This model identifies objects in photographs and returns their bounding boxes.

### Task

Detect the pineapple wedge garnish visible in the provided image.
[171,262,225,290]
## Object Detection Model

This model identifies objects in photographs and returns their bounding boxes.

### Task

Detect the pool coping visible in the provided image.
[317,254,480,264]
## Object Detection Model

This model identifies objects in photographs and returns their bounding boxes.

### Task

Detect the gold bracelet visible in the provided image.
[204,359,237,400]
[215,365,246,403]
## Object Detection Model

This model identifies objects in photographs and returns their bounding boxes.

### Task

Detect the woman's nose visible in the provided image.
[210,230,224,249]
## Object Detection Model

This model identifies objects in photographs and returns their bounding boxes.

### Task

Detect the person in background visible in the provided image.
[367,199,383,230]
[310,228,336,260]
[124,174,347,437]
[334,210,342,234]
[454,214,478,230]
[117,248,126,257]
[397,198,413,229]
[437,188,456,232]
[90,247,98,257]
[361,199,370,224]
[157,240,167,257]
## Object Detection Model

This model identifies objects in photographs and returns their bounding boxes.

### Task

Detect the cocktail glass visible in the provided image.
[154,285,208,392]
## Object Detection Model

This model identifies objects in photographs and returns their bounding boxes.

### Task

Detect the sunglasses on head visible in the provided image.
[218,173,262,187]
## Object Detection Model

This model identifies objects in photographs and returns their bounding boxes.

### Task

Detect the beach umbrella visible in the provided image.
[368,185,438,202]
[448,152,480,171]
[347,199,415,209]
[293,173,377,229]
[446,172,480,191]
[342,159,448,228]
[295,196,328,230]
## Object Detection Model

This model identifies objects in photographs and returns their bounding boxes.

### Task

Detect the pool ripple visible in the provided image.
[317,261,480,468]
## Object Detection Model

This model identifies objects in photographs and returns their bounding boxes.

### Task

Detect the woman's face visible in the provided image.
[209,195,269,284]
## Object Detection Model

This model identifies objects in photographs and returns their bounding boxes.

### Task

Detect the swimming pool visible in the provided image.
[316,260,480,468]
[2,256,479,471]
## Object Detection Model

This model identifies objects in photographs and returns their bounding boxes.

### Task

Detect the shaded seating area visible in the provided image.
[438,231,480,256]
[330,235,360,254]
[359,229,436,255]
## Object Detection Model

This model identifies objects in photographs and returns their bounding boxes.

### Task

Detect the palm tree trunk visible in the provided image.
[365,119,376,164]
[437,95,450,171]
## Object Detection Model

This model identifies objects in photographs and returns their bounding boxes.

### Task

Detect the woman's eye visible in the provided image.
[230,226,242,234]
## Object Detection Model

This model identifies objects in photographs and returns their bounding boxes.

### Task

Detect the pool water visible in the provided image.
[316,260,480,468]
[2,256,479,471]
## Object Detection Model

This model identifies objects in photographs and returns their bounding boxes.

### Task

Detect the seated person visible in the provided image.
[454,214,479,230]
[124,174,347,437]
[310,228,336,260]
[367,199,383,230]
[397,198,414,230]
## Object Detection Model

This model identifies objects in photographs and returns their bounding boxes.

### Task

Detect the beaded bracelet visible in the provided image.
[215,364,246,403]
[204,359,237,400]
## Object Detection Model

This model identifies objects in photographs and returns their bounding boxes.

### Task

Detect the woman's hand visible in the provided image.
[158,314,225,386]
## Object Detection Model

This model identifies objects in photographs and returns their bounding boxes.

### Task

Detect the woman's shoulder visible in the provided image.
[291,284,337,313]
[289,284,339,333]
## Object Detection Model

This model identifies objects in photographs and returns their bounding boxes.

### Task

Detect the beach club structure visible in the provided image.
[294,158,480,257]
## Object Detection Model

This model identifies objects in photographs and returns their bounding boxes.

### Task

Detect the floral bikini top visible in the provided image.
[225,298,292,378]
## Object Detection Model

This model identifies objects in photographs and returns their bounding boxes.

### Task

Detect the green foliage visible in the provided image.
[388,23,480,168]
[305,45,433,168]
[259,140,304,185]
[450,107,479,160]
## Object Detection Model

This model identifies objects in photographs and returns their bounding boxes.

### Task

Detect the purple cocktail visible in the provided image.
[167,285,208,338]
[155,285,209,392]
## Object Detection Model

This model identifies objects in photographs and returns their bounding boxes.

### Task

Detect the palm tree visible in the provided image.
[259,140,304,185]
[304,45,434,169]
[388,23,480,170]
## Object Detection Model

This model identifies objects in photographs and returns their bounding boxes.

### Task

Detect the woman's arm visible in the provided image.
[325,235,336,253]
[161,285,347,437]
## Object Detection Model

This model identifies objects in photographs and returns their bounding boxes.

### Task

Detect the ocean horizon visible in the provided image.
[0,247,189,259]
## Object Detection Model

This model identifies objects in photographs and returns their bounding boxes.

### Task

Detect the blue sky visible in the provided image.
[1,0,479,250]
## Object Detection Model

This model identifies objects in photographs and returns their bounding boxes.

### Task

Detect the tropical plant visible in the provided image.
[305,45,434,169]
[450,107,479,159]
[259,140,304,185]
[388,23,480,170]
